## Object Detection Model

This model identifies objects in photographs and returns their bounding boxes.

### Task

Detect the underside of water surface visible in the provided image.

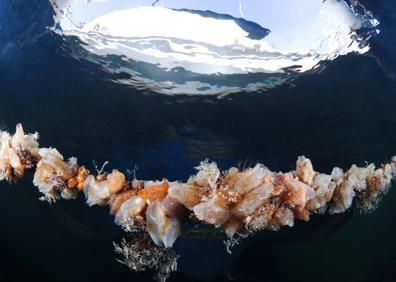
[49,0,379,95]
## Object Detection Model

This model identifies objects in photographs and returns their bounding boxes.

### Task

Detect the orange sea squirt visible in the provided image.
[138,182,170,202]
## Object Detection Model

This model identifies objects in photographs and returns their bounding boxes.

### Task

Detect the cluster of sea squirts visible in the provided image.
[1,124,395,250]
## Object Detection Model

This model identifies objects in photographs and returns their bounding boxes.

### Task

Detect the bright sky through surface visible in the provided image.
[52,0,378,95]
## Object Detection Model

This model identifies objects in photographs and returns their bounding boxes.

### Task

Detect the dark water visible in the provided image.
[1,1,396,281]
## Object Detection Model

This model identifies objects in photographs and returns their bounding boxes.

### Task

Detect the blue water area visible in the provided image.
[0,0,396,281]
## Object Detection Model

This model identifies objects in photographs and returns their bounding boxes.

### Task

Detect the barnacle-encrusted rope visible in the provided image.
[1,124,396,280]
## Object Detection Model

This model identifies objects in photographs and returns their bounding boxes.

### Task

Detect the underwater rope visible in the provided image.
[1,124,395,280]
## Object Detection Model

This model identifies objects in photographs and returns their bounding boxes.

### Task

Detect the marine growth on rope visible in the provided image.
[1,124,395,280]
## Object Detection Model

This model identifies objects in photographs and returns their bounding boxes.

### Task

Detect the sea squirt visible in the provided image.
[146,200,181,248]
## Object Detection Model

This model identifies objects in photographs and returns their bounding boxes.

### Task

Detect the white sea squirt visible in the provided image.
[146,200,181,248]
[114,195,146,225]
[84,169,126,206]
[0,124,39,181]
[51,0,379,95]
[33,147,76,201]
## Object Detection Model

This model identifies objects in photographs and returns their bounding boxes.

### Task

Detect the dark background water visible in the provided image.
[1,0,396,281]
